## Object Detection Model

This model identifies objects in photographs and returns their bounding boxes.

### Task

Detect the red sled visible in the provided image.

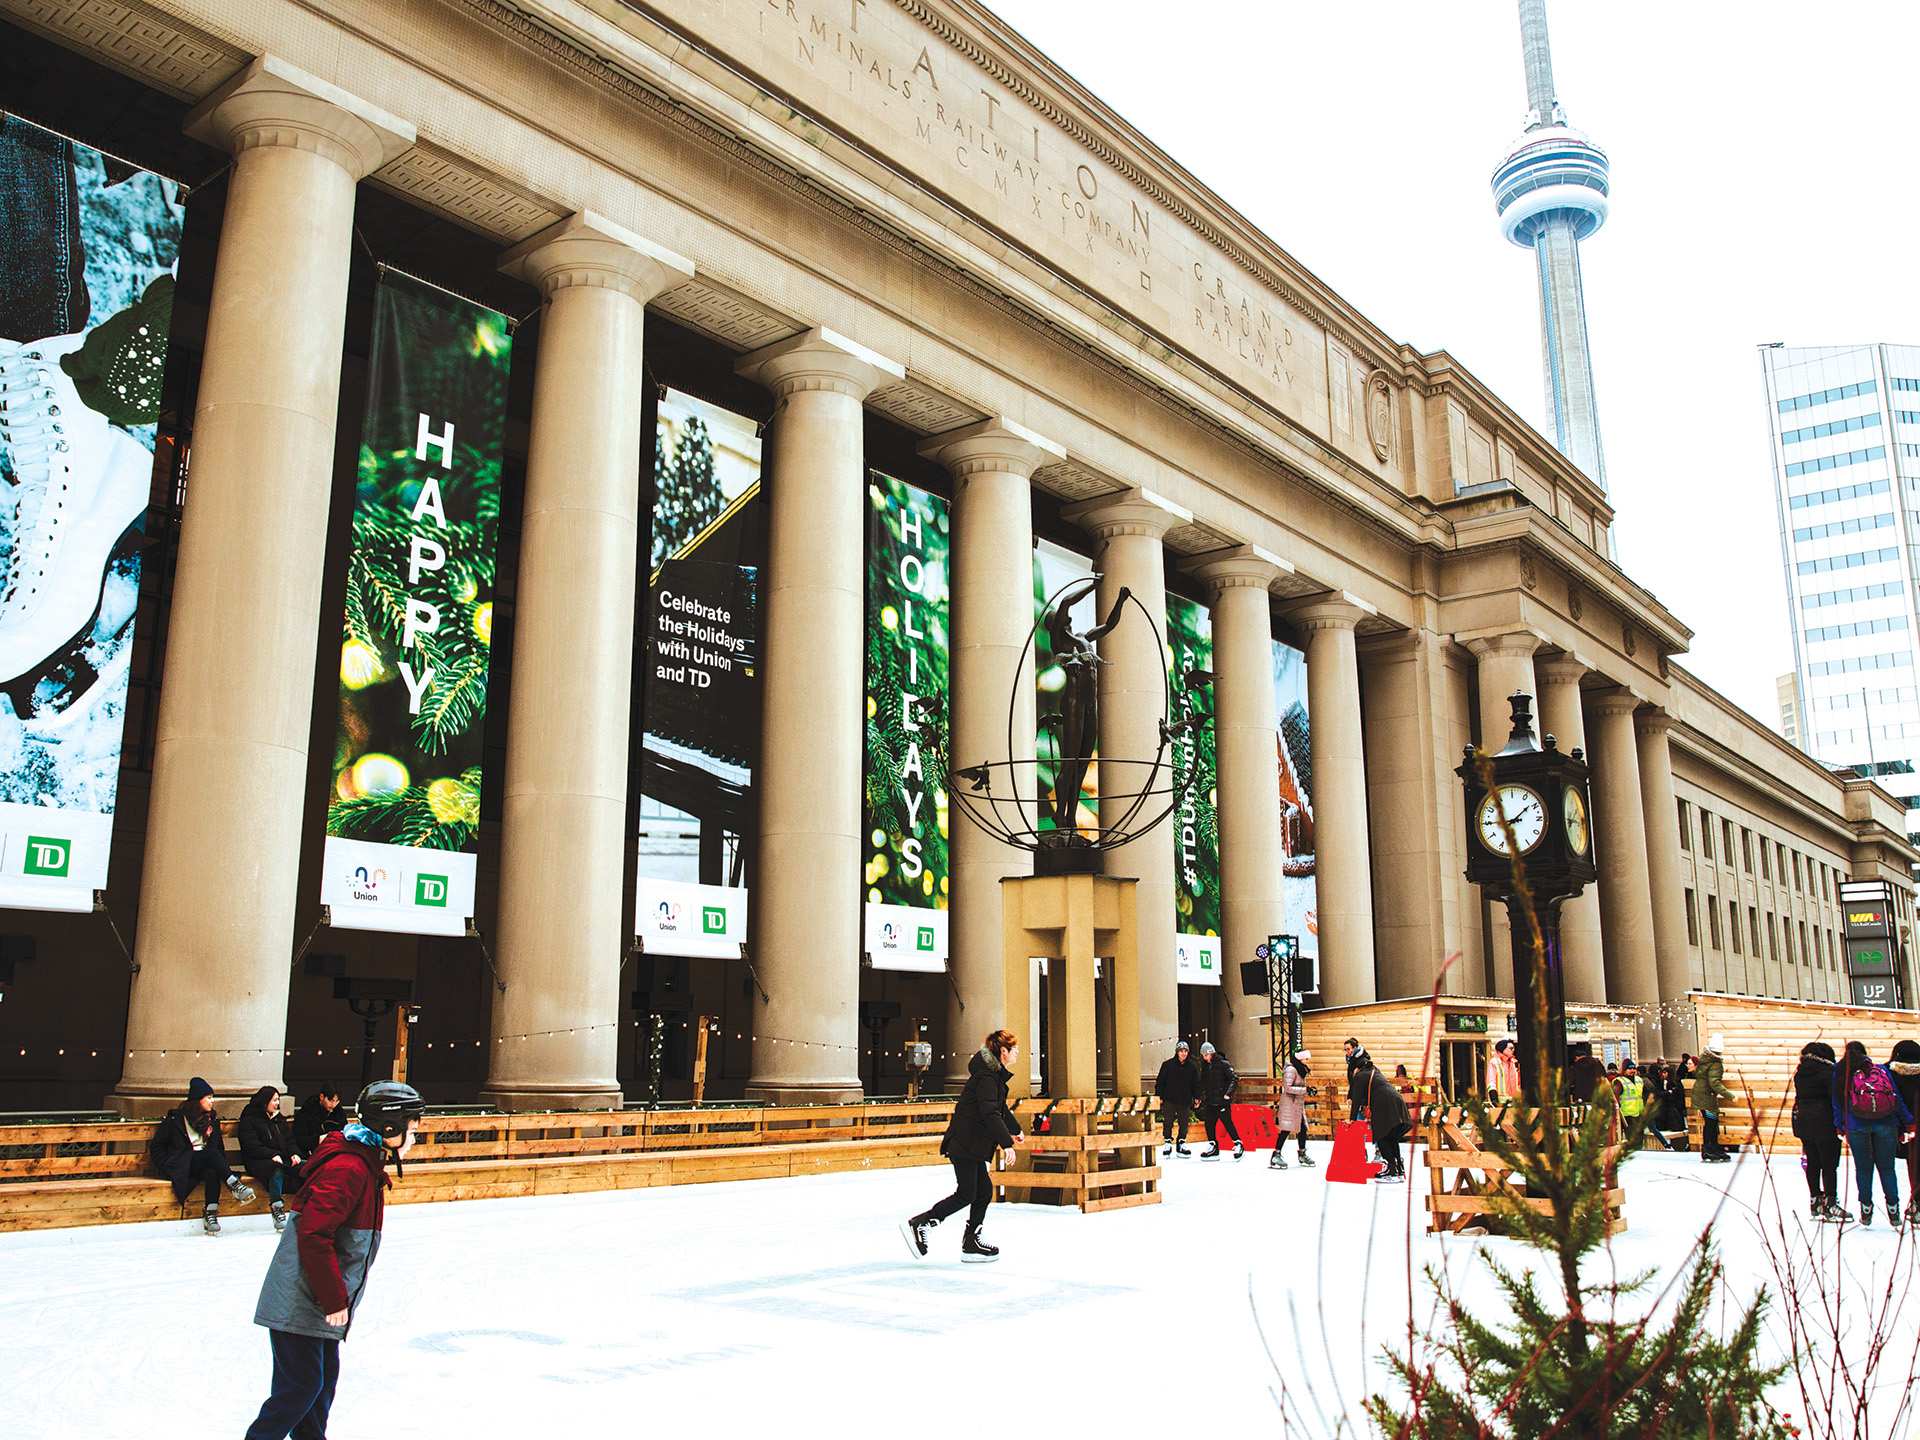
[1327,1119,1384,1184]
[1213,1103,1277,1150]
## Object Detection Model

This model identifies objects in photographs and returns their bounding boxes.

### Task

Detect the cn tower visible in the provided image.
[1492,0,1610,489]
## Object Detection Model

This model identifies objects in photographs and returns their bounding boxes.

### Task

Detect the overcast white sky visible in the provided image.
[985,0,1920,725]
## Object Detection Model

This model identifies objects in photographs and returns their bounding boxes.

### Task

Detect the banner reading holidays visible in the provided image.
[863,472,950,972]
[321,271,510,935]
[635,389,761,959]
[0,118,181,912]
[1167,592,1221,987]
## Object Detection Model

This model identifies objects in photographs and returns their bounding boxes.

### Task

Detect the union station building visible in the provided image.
[0,0,1913,1114]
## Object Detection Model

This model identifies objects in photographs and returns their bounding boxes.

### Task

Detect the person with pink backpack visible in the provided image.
[1831,1039,1914,1229]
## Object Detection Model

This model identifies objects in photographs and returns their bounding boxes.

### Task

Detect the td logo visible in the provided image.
[916,926,935,952]
[1200,950,1214,971]
[702,906,728,935]
[415,874,449,907]
[24,836,70,877]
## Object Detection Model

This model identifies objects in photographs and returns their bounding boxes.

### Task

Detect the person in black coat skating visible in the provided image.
[1364,1064,1411,1181]
[1198,1042,1243,1159]
[1344,1038,1372,1121]
[149,1076,255,1234]
[237,1086,306,1233]
[1154,1041,1201,1156]
[903,1029,1025,1262]
[1792,1042,1845,1222]
[291,1086,346,1157]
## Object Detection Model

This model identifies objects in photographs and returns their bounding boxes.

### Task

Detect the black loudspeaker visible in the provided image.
[1239,960,1268,995]
[859,999,903,1024]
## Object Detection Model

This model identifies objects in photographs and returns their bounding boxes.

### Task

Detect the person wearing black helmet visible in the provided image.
[243,1081,424,1440]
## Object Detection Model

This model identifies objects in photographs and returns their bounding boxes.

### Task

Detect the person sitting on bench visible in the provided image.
[292,1086,347,1157]
[150,1076,255,1234]
[238,1086,305,1233]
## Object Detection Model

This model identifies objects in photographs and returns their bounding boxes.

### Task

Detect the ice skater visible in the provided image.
[1362,1063,1411,1183]
[243,1080,425,1440]
[1791,1041,1845,1223]
[1833,1039,1911,1229]
[1693,1034,1735,1163]
[1270,1050,1314,1169]
[147,1076,255,1234]
[903,1028,1025,1263]
[1154,1039,1200,1156]
[1198,1041,1243,1159]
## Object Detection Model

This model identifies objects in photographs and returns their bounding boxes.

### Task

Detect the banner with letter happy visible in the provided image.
[0,118,182,912]
[321,270,510,935]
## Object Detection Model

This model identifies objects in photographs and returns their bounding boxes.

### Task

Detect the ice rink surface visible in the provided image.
[2,1144,1915,1438]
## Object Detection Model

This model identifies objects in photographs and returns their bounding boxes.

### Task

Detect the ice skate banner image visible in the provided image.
[1326,1119,1383,1183]
[1272,640,1317,980]
[863,472,949,972]
[321,271,510,935]
[0,118,183,913]
[1167,592,1221,986]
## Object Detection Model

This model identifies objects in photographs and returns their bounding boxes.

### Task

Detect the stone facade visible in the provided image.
[1,0,1913,1112]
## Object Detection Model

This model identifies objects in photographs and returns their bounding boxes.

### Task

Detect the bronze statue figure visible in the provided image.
[1042,577,1129,831]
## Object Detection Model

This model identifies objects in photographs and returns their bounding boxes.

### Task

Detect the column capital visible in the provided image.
[737,326,903,401]
[501,211,693,304]
[186,55,414,179]
[1535,651,1592,687]
[1464,631,1543,663]
[1633,707,1676,740]
[1290,595,1374,634]
[917,416,1064,479]
[1188,544,1294,598]
[1589,686,1645,719]
[1061,486,1190,540]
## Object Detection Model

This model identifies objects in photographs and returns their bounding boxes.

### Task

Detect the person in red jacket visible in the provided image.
[243,1081,424,1440]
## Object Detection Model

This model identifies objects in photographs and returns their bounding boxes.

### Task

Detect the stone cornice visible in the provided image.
[499,209,694,302]
[737,326,904,401]
[918,417,1064,480]
[185,54,413,178]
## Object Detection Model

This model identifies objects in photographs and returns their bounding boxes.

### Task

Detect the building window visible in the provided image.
[1741,829,1753,872]
[1799,920,1810,967]
[1796,547,1898,577]
[1793,512,1894,543]
[1778,378,1876,413]
[1708,900,1723,950]
[1685,890,1700,946]
[1753,907,1764,965]
[1760,841,1771,881]
[1784,444,1886,479]
[1729,902,1742,954]
[1776,841,1787,881]
[1802,614,1908,643]
[1700,811,1714,860]
[1790,478,1890,512]
[1782,411,1881,445]
[1724,819,1735,863]
[1829,926,1839,967]
[1677,799,1691,850]
[1802,578,1900,607]
[1807,650,1907,675]
[1792,852,1803,890]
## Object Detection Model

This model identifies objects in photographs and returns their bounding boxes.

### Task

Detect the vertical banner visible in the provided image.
[0,119,182,912]
[322,272,510,934]
[863,473,949,971]
[634,389,761,958]
[1167,593,1221,986]
[1273,639,1318,975]
[1033,540,1099,839]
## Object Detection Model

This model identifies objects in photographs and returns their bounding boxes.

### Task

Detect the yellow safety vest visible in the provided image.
[1618,1076,1646,1117]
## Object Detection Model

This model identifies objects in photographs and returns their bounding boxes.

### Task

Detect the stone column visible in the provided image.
[1536,654,1607,1003]
[1588,689,1661,1055]
[1192,547,1286,1070]
[919,419,1061,1088]
[1467,633,1540,998]
[112,60,412,1115]
[738,329,901,1101]
[1295,600,1377,1007]
[1062,490,1183,1083]
[1635,709,1695,1057]
[480,214,691,1110]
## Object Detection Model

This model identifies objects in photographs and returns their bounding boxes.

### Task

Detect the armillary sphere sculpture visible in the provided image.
[914,575,1215,876]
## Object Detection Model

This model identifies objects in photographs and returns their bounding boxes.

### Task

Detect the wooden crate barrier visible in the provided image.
[1423,1105,1625,1236]
[996,1096,1161,1213]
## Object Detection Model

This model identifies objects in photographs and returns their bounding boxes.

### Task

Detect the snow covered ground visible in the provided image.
[2,1145,1915,1438]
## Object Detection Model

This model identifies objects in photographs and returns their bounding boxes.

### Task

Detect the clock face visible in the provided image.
[1562,786,1590,856]
[1477,784,1547,856]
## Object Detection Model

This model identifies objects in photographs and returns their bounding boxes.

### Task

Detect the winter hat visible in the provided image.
[1200,1042,1216,1056]
[1175,1040,1190,1052]
[1705,1033,1725,1055]
[1294,1050,1312,1060]
[187,1076,213,1105]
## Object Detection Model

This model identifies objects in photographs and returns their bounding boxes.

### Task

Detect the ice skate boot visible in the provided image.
[0,339,152,685]
[226,1175,255,1206]
[1174,1142,1190,1157]
[960,1225,999,1263]
[1296,1150,1315,1168]
[1370,1167,1404,1184]
[1162,1141,1173,1156]
[1232,1141,1245,1160]
[900,1214,933,1259]
[1824,1201,1852,1226]
[271,1198,288,1233]
[202,1203,220,1235]
[1860,1203,1874,1228]
[1905,1199,1920,1228]
[1268,1150,1288,1169]
[1200,1142,1221,1160]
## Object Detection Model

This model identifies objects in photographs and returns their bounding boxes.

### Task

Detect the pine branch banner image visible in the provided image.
[1167,592,1222,985]
[0,117,183,914]
[321,271,510,936]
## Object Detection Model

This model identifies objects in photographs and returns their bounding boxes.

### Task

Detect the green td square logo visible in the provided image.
[414,873,449,907]
[702,906,728,935]
[1200,950,1214,970]
[916,926,936,952]
[24,836,70,877]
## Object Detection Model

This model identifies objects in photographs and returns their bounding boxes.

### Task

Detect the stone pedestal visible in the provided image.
[481,213,691,1111]
[112,59,413,1116]
[1296,600,1377,1007]
[920,419,1060,1090]
[738,329,901,1102]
